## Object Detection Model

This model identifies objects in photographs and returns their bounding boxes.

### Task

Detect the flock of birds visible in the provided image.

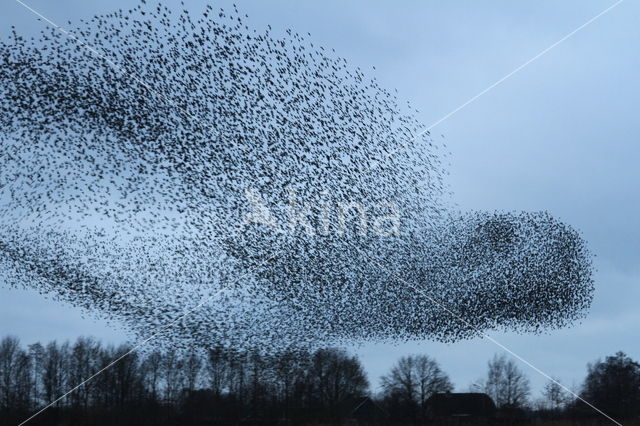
[0,1,594,353]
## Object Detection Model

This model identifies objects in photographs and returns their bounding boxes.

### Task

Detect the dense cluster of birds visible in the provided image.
[0,1,594,352]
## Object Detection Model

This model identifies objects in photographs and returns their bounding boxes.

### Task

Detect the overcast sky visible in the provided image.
[1,0,639,399]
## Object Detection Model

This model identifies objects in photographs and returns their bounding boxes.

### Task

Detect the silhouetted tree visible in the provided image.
[205,347,233,398]
[140,350,163,401]
[580,351,640,419]
[42,340,69,408]
[182,351,202,393]
[381,354,452,420]
[542,378,572,410]
[272,349,308,420]
[18,335,640,426]
[309,348,369,419]
[162,349,183,404]
[228,350,248,406]
[68,336,99,409]
[0,336,377,426]
[27,342,45,407]
[0,336,31,411]
[473,353,530,409]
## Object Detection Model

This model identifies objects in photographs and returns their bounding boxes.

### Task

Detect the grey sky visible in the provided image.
[1,0,638,399]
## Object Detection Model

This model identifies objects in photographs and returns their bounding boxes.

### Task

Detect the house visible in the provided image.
[425,392,496,421]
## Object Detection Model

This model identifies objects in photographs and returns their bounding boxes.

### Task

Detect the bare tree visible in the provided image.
[183,350,202,392]
[0,337,32,410]
[0,334,384,424]
[227,351,248,404]
[206,347,230,397]
[474,354,530,409]
[248,351,269,416]
[111,345,143,406]
[381,354,452,413]
[68,337,100,409]
[0,336,22,409]
[542,378,571,410]
[271,349,309,420]
[311,348,369,409]
[42,340,69,407]
[28,342,46,406]
[272,350,307,404]
[141,350,163,400]
[14,350,32,410]
[162,349,184,403]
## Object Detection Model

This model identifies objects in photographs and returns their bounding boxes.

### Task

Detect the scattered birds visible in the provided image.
[0,1,593,353]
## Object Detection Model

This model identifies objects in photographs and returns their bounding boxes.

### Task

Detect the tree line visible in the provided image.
[1,335,639,425]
